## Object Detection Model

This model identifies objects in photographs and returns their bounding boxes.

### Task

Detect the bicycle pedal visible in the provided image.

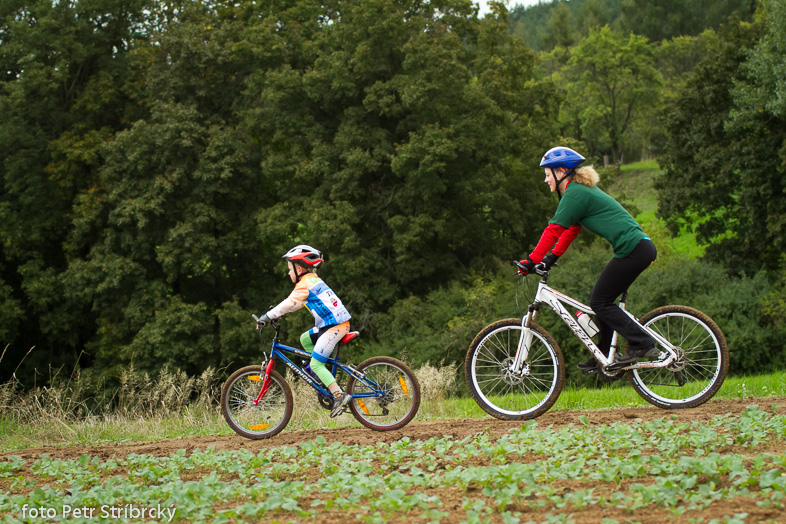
[581,367,600,376]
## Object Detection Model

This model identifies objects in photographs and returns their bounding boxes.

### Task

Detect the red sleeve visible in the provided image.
[552,225,582,257]
[529,223,566,263]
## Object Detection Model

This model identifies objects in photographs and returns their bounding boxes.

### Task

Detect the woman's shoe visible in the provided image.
[577,358,599,375]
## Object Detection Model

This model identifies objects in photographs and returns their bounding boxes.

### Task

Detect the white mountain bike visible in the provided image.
[465,263,729,420]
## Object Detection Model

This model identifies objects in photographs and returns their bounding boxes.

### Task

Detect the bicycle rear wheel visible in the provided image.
[465,319,565,420]
[346,357,420,431]
[221,365,293,439]
[627,305,728,409]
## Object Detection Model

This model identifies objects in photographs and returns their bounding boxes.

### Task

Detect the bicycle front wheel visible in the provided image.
[346,357,421,431]
[465,319,565,420]
[628,305,729,409]
[221,365,293,439]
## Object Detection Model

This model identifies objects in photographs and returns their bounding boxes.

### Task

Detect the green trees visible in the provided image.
[518,0,755,165]
[3,0,784,385]
[510,0,754,52]
[557,26,662,164]
[244,1,557,320]
[658,0,786,271]
[1,0,559,380]
[0,0,150,374]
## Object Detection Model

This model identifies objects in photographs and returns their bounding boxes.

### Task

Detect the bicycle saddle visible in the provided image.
[341,331,360,344]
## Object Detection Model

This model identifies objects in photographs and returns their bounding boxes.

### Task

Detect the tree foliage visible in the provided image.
[0,0,559,380]
[0,0,151,375]
[555,26,662,163]
[2,0,785,386]
[510,0,755,52]
[657,2,786,272]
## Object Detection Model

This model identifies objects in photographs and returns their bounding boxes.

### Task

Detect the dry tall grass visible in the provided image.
[284,369,353,430]
[414,361,459,419]
[1,365,220,422]
[1,357,462,447]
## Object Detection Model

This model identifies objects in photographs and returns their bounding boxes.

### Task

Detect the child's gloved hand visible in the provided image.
[256,314,272,327]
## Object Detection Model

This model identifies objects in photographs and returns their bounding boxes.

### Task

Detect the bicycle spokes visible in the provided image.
[466,319,564,420]
[628,307,728,409]
[346,357,420,431]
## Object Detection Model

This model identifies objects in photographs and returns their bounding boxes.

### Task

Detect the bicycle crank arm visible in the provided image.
[606,354,675,373]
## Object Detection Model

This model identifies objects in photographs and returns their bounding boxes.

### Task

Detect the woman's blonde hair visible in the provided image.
[573,165,599,187]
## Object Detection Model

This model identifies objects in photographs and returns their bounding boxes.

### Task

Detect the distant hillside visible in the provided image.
[509,0,756,51]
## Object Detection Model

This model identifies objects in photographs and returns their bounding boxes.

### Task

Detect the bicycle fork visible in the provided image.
[254,357,276,404]
[511,308,537,374]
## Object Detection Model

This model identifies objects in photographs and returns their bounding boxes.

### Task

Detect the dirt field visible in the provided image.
[3,397,785,523]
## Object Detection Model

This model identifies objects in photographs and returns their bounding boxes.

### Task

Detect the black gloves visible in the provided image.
[517,253,559,275]
[540,253,559,270]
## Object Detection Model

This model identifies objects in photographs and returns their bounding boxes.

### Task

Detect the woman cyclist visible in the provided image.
[518,146,658,373]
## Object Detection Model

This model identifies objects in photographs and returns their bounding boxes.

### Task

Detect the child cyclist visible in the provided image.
[256,245,352,417]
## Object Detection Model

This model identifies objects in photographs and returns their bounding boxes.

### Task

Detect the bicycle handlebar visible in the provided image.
[513,260,550,278]
[251,314,281,339]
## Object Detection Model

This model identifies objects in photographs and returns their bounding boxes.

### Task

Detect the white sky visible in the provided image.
[476,0,544,16]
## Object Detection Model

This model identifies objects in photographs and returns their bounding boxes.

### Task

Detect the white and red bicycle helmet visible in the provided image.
[282,244,324,269]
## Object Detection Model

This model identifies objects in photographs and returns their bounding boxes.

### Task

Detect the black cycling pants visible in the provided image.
[589,239,657,355]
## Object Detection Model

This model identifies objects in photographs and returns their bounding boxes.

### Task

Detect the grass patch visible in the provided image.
[620,159,661,171]
[606,160,707,259]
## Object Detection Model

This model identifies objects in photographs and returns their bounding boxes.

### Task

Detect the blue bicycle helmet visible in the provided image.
[539,146,585,169]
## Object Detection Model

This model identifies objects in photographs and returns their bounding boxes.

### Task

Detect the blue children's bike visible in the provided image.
[221,317,421,439]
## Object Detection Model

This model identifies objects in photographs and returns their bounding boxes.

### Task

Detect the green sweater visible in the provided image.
[550,182,646,258]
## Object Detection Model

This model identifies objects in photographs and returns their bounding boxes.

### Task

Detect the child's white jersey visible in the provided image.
[267,274,351,329]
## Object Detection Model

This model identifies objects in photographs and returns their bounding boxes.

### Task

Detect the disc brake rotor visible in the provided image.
[499,357,527,385]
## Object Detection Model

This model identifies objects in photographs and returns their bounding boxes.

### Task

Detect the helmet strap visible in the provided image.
[552,167,575,200]
[288,261,309,282]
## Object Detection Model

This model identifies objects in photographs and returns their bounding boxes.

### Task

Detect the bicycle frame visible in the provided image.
[253,324,387,405]
[512,272,679,374]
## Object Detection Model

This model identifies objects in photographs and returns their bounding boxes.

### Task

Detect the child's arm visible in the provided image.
[264,283,309,321]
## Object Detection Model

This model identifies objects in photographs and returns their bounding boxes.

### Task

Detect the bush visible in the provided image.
[356,266,521,369]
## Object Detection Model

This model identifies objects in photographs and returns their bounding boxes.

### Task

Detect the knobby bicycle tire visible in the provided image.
[627,305,729,409]
[221,365,293,439]
[346,356,421,431]
[465,319,565,420]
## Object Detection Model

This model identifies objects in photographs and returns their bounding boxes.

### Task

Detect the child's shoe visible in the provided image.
[330,392,351,418]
